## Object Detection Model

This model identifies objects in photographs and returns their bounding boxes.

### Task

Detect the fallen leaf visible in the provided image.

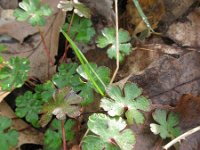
[0,0,18,9]
[166,8,200,48]
[0,90,10,103]
[175,94,200,150]
[161,0,196,24]
[128,51,200,106]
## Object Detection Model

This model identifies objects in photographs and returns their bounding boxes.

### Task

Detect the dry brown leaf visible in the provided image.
[0,0,18,9]
[0,90,10,103]
[166,8,200,48]
[79,0,115,24]
[129,51,200,106]
[161,0,197,24]
[0,101,43,147]
[1,0,66,81]
[175,94,200,150]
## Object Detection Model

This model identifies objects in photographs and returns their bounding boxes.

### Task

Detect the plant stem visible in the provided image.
[110,0,119,84]
[62,11,75,62]
[37,26,54,66]
[79,129,89,148]
[61,120,67,150]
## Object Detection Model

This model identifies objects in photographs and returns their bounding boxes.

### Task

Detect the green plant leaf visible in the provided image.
[44,118,75,150]
[96,27,132,62]
[35,81,56,102]
[77,63,110,105]
[57,0,91,18]
[83,113,135,150]
[0,116,19,150]
[100,82,151,124]
[82,135,120,150]
[15,91,42,127]
[0,44,7,52]
[150,109,181,139]
[0,57,30,91]
[52,63,79,88]
[14,0,52,26]
[63,14,95,44]
[40,87,82,126]
[77,63,110,94]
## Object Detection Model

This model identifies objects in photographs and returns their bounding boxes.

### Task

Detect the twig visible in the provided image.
[163,125,200,149]
[37,26,54,65]
[110,0,119,84]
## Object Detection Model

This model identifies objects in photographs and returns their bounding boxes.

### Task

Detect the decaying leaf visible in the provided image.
[57,0,91,18]
[79,0,115,23]
[167,8,200,48]
[129,52,200,105]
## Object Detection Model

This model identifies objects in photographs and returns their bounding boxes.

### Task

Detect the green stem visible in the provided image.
[132,0,154,33]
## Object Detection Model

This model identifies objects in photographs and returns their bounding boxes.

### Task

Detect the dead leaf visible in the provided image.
[161,0,197,24]
[79,0,115,24]
[175,94,200,150]
[0,90,10,103]
[176,94,200,129]
[0,101,43,147]
[166,8,200,48]
[128,51,200,106]
[0,0,18,9]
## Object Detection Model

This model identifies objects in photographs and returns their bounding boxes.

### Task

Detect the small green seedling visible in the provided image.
[63,14,95,44]
[82,113,135,150]
[57,0,91,18]
[0,116,19,150]
[35,81,56,103]
[0,57,30,91]
[101,82,150,124]
[14,0,52,26]
[44,118,75,150]
[15,91,43,127]
[150,109,181,139]
[96,27,132,62]
[52,63,79,89]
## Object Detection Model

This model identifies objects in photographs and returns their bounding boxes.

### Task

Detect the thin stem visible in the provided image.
[37,27,54,65]
[163,125,200,149]
[61,120,67,150]
[62,11,75,62]
[110,0,119,84]
[79,129,89,148]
